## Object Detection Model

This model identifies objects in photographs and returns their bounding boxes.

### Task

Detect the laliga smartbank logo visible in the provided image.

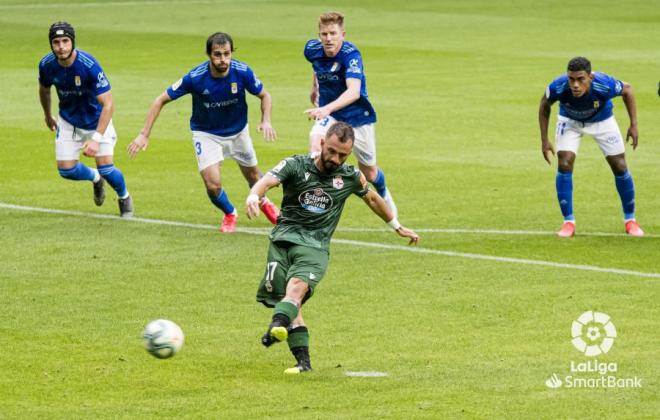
[545,311,642,389]
[571,310,616,356]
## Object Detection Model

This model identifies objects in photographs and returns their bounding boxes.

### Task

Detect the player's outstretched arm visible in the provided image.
[621,83,638,150]
[246,174,281,220]
[128,92,172,158]
[256,89,277,142]
[304,78,361,120]
[361,189,419,245]
[538,95,555,165]
[38,85,57,131]
[310,73,319,106]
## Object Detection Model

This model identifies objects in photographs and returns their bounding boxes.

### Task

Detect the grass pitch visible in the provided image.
[1,0,659,418]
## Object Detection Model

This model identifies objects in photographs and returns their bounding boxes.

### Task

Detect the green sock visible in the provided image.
[287,326,309,349]
[274,300,298,323]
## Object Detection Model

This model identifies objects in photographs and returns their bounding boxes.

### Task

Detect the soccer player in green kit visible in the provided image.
[246,121,419,374]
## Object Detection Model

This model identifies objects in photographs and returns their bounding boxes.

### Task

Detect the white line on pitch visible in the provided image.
[1,202,658,279]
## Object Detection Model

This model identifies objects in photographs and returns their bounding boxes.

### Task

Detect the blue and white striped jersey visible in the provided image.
[304,39,376,127]
[38,50,111,130]
[546,72,624,123]
[166,60,263,137]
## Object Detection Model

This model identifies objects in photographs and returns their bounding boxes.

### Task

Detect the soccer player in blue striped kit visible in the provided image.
[128,32,279,233]
[304,11,398,218]
[38,22,133,217]
[538,57,643,237]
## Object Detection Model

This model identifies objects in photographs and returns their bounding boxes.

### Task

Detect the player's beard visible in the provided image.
[212,62,229,74]
[319,150,340,172]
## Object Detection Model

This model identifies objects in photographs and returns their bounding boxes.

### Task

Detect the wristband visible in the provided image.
[91,131,104,143]
[388,218,402,231]
[246,193,260,206]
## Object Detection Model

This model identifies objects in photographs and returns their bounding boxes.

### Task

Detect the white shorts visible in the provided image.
[192,125,258,171]
[310,115,377,166]
[55,118,117,160]
[555,116,625,156]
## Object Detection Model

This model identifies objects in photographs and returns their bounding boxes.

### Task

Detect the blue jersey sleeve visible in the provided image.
[88,62,111,96]
[166,74,193,100]
[593,73,624,99]
[343,50,364,80]
[304,39,321,63]
[243,66,264,96]
[545,76,566,102]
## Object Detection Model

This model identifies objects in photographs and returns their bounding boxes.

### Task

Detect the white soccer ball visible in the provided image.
[143,319,184,359]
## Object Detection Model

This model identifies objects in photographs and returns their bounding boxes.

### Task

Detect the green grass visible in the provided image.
[1,0,659,418]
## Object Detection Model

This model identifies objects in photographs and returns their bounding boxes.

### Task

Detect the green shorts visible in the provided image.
[256,241,329,308]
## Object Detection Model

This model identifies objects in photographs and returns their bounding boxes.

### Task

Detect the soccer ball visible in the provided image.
[143,319,184,359]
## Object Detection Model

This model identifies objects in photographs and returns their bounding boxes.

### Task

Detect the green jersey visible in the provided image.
[267,154,369,251]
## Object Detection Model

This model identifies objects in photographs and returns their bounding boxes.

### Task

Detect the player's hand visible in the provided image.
[44,115,57,131]
[257,122,277,142]
[396,226,419,246]
[245,193,261,220]
[82,140,99,157]
[304,106,331,121]
[128,134,149,158]
[626,125,639,150]
[541,139,555,165]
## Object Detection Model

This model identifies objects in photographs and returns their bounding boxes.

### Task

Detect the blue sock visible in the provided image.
[58,163,96,181]
[556,170,574,221]
[207,189,235,215]
[614,170,635,220]
[97,164,128,198]
[371,169,387,197]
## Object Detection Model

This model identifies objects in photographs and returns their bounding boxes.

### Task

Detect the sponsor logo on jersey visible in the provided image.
[332,175,344,189]
[74,75,81,86]
[317,73,340,82]
[203,98,239,108]
[171,78,183,91]
[299,188,333,213]
[231,82,238,94]
[202,89,210,95]
[615,81,623,94]
[95,72,109,89]
[304,172,311,181]
[254,78,262,89]
[348,58,361,73]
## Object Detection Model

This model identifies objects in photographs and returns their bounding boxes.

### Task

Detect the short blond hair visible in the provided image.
[319,11,344,28]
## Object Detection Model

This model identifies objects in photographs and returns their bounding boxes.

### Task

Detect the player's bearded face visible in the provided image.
[209,43,232,74]
[51,37,73,60]
[318,23,345,57]
[319,136,352,172]
[567,70,593,97]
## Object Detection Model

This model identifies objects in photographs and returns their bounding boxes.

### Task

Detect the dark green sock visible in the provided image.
[287,326,309,349]
[273,300,298,324]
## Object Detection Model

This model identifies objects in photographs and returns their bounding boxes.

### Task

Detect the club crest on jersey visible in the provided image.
[74,75,81,86]
[330,62,340,72]
[299,188,333,214]
[231,82,238,94]
[593,100,600,108]
[332,175,344,189]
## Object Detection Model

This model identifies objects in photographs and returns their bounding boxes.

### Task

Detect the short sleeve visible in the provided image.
[89,63,110,96]
[243,66,264,96]
[352,169,369,197]
[344,51,364,80]
[38,62,51,88]
[268,158,295,183]
[166,74,193,100]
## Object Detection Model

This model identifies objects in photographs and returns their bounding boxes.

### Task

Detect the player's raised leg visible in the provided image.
[606,154,643,237]
[201,164,237,233]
